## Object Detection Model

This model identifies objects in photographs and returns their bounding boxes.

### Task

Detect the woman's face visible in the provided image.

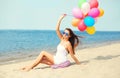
[62,30,71,39]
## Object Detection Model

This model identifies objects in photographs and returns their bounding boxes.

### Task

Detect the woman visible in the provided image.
[21,14,80,71]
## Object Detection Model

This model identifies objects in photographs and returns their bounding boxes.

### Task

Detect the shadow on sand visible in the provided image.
[93,55,120,60]
[35,54,120,69]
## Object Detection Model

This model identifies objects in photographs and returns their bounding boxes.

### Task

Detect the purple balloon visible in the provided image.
[88,8,100,18]
[72,7,83,19]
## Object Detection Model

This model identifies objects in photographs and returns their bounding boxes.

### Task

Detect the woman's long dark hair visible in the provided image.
[65,28,80,54]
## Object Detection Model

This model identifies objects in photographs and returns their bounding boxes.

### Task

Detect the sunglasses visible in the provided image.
[62,32,69,36]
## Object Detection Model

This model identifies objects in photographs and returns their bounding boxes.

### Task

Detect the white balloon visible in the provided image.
[81,2,90,15]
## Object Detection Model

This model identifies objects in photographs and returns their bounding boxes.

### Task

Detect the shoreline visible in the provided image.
[0,41,120,65]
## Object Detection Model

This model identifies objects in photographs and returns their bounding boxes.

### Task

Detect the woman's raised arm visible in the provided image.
[56,14,66,40]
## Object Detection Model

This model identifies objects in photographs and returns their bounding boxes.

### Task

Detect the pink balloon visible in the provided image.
[78,20,87,32]
[72,7,83,19]
[89,0,99,8]
[88,8,100,18]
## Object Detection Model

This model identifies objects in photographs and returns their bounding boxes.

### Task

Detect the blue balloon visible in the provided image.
[84,16,95,27]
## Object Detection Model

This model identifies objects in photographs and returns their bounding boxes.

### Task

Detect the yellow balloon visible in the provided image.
[99,8,104,17]
[86,26,96,35]
[71,18,81,27]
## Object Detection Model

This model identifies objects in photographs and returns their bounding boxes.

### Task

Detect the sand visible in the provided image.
[0,43,120,78]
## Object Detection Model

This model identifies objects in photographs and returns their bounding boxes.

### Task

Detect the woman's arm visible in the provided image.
[67,42,80,64]
[56,14,66,40]
[74,42,79,49]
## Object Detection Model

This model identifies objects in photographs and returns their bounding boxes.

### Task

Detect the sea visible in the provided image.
[0,30,120,65]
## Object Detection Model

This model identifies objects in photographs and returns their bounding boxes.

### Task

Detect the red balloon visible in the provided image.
[89,0,99,8]
[78,20,87,32]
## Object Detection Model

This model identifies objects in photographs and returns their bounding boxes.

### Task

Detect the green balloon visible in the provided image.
[78,0,87,8]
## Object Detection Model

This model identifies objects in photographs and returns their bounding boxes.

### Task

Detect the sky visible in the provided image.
[0,0,120,31]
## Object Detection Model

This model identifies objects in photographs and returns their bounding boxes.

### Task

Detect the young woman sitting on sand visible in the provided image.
[21,14,81,71]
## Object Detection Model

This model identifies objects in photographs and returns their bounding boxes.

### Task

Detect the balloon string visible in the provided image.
[66,14,73,17]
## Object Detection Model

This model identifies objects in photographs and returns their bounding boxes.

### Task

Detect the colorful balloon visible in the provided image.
[78,20,87,32]
[84,16,95,27]
[86,26,96,35]
[71,18,81,27]
[72,7,83,19]
[89,0,99,8]
[88,8,100,18]
[71,0,104,35]
[78,0,87,8]
[81,2,90,16]
[98,8,104,17]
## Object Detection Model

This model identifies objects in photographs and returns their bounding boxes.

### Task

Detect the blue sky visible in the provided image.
[0,0,120,31]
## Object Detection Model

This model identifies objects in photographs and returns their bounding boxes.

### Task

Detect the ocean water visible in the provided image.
[0,30,120,64]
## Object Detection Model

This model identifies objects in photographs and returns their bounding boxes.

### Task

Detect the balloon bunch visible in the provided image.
[71,0,104,35]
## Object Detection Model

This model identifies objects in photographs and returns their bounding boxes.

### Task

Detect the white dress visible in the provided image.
[54,44,68,64]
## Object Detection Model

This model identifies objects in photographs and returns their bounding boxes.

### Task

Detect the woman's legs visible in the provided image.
[22,51,54,71]
[40,56,54,65]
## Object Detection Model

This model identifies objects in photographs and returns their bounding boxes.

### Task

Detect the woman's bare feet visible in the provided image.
[20,66,33,71]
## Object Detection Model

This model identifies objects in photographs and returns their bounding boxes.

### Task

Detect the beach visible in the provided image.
[0,0,120,77]
[0,42,120,78]
[0,30,120,65]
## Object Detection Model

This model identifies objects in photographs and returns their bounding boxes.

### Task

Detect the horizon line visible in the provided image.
[0,29,120,32]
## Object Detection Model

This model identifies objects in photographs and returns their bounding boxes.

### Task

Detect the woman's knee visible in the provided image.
[40,51,46,55]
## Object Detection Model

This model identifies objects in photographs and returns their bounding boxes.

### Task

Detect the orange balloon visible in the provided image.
[71,18,81,27]
[99,8,104,17]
